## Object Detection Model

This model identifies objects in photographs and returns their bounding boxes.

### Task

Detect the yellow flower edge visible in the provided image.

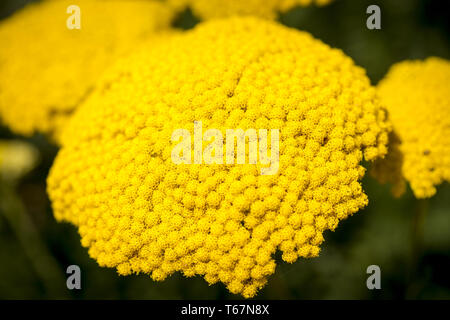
[48,17,390,298]
[0,0,174,143]
[372,57,450,198]
[167,0,334,20]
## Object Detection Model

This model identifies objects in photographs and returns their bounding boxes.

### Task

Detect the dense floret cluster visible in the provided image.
[0,0,173,142]
[48,17,390,297]
[373,57,450,198]
[168,0,334,20]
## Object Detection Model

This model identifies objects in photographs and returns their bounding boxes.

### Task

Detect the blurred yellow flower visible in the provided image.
[168,0,334,20]
[48,17,389,298]
[0,140,39,181]
[0,0,174,143]
[372,57,450,198]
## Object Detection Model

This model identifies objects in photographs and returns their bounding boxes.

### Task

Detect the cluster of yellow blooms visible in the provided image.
[48,17,390,297]
[167,0,334,20]
[372,57,450,198]
[0,0,174,143]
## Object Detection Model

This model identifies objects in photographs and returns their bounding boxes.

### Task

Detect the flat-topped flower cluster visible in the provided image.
[48,17,390,298]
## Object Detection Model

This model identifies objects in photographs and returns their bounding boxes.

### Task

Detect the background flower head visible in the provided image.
[0,140,38,181]
[372,57,450,198]
[167,0,334,20]
[0,0,174,143]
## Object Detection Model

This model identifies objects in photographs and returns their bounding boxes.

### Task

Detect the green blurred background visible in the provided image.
[0,0,449,299]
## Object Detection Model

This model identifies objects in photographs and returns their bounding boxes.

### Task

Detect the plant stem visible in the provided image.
[411,198,428,263]
[0,182,70,298]
[406,197,429,299]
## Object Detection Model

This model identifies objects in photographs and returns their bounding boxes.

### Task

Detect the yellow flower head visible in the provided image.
[0,140,39,181]
[0,0,174,143]
[168,0,334,20]
[372,57,450,198]
[48,17,389,298]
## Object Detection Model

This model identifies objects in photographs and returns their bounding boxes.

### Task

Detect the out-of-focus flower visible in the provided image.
[0,0,174,143]
[168,0,334,20]
[372,57,450,198]
[48,17,390,298]
[0,140,39,181]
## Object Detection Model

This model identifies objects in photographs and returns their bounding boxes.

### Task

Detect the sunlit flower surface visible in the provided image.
[48,17,390,298]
